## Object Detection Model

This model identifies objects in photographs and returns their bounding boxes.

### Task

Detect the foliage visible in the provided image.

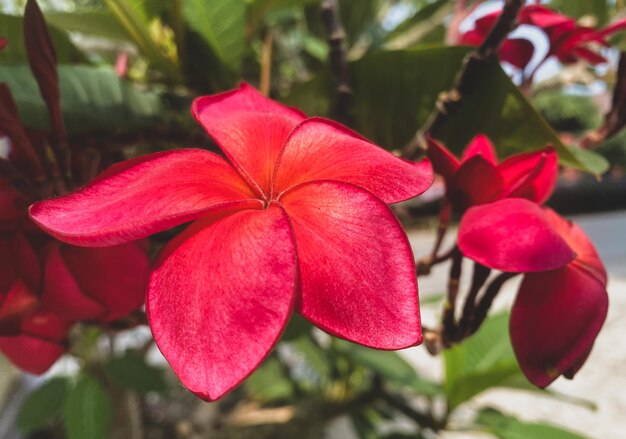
[534,91,602,134]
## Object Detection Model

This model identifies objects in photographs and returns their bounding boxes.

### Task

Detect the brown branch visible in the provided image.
[373,375,445,431]
[468,272,518,336]
[320,0,352,125]
[442,247,463,346]
[403,0,526,159]
[456,263,491,339]
[580,51,626,149]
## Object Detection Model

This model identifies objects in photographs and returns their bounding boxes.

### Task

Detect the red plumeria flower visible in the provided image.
[30,84,434,400]
[460,10,535,68]
[0,233,40,335]
[461,5,626,69]
[519,5,626,66]
[42,241,150,323]
[427,135,557,210]
[0,299,71,374]
[458,198,608,387]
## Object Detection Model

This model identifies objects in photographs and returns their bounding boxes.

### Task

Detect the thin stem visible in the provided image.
[442,247,463,346]
[373,375,445,431]
[416,202,452,275]
[456,263,491,340]
[320,0,352,126]
[469,272,518,335]
[260,30,274,96]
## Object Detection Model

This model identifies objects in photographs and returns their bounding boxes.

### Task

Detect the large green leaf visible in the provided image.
[64,375,112,439]
[105,351,168,394]
[475,407,588,439]
[16,377,69,434]
[46,10,129,42]
[444,313,530,410]
[183,0,246,72]
[245,356,295,402]
[334,339,441,395]
[0,14,87,63]
[348,46,608,174]
[0,64,162,135]
[549,0,609,26]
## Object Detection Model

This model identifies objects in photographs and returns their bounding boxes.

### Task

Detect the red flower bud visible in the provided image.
[23,0,66,144]
[511,209,608,387]
[427,135,557,210]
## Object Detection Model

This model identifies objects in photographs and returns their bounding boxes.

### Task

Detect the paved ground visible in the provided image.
[404,210,626,439]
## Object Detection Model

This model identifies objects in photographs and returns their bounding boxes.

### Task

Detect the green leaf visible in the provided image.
[245,356,294,402]
[184,0,246,72]
[0,13,87,63]
[64,375,112,439]
[0,64,162,135]
[105,351,168,393]
[348,46,608,175]
[549,0,609,26]
[16,377,69,434]
[46,10,129,42]
[475,407,588,439]
[444,313,527,410]
[290,335,331,385]
[103,0,178,76]
[333,339,441,395]
[281,313,313,341]
[384,0,452,49]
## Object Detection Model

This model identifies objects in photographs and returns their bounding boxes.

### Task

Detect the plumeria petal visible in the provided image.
[192,83,306,195]
[147,206,297,401]
[511,263,607,388]
[0,280,39,335]
[30,149,260,246]
[501,39,535,69]
[43,243,106,321]
[461,134,498,164]
[43,242,149,322]
[458,198,576,272]
[279,181,422,349]
[0,334,65,374]
[449,156,503,208]
[58,242,149,321]
[426,137,460,181]
[274,118,433,203]
[0,309,70,375]
[543,208,607,285]
[499,147,558,204]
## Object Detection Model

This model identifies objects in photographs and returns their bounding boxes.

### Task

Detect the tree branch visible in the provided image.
[580,51,626,149]
[468,272,518,335]
[403,0,526,159]
[320,0,352,125]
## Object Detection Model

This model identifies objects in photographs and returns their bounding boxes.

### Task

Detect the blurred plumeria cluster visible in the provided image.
[461,3,626,83]
[0,1,148,374]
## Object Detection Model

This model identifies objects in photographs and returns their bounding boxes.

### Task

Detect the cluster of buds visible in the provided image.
[427,135,608,388]
[461,4,626,76]
[0,0,149,374]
